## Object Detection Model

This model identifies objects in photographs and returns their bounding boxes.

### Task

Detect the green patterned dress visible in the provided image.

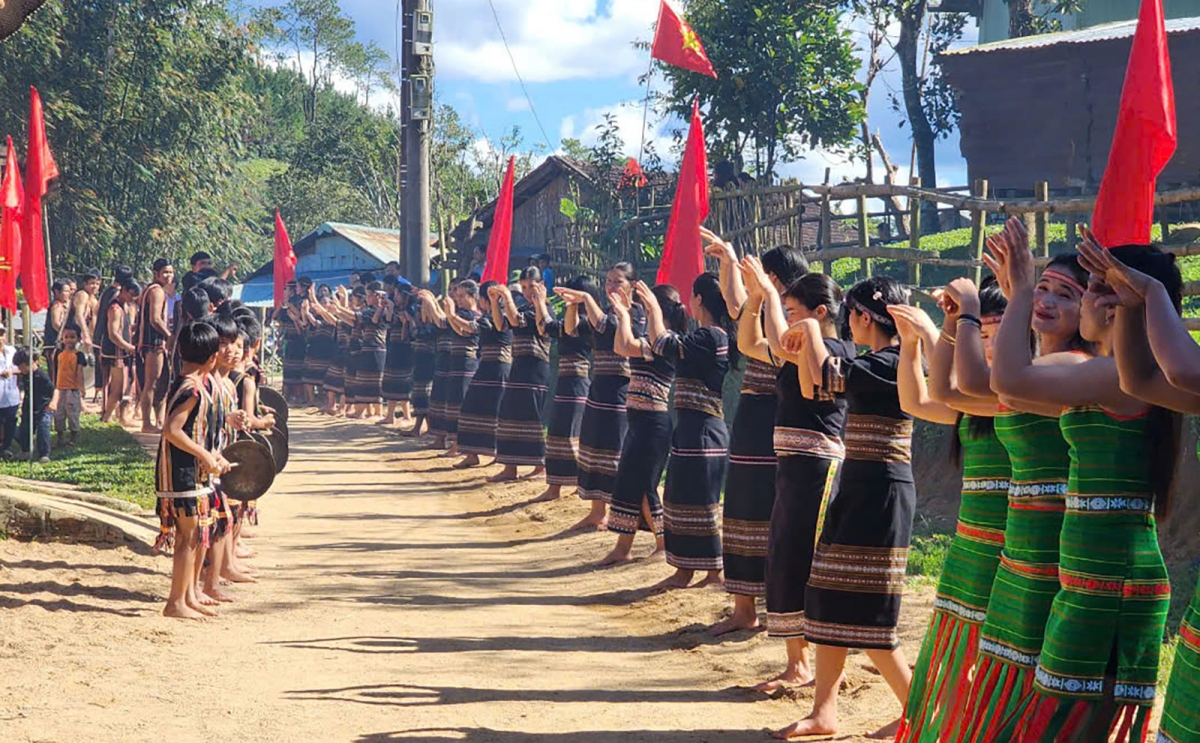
[1159,444,1200,743]
[896,416,1011,743]
[958,409,1070,742]
[1006,406,1169,741]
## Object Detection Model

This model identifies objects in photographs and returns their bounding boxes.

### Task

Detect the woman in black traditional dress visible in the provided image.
[426,280,459,449]
[354,282,388,420]
[381,283,416,427]
[416,281,481,457]
[598,283,687,566]
[406,288,437,438]
[280,293,308,404]
[489,268,552,481]
[645,274,735,591]
[736,263,852,693]
[534,275,600,502]
[556,263,642,530]
[302,285,336,398]
[775,276,915,739]
[455,280,512,467]
[703,229,811,635]
[310,285,355,417]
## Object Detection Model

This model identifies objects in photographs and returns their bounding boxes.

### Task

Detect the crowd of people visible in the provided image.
[237,221,1200,740]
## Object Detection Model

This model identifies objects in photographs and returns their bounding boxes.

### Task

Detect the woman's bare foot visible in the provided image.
[454,454,481,470]
[203,587,236,603]
[195,591,220,606]
[528,485,561,503]
[597,546,635,567]
[141,424,161,434]
[186,597,218,617]
[521,466,545,480]
[690,571,724,589]
[163,600,204,620]
[866,719,901,739]
[221,568,257,584]
[773,714,838,739]
[488,465,519,483]
[649,569,694,592]
[753,668,814,693]
[568,514,607,532]
[708,612,760,637]
[440,445,460,458]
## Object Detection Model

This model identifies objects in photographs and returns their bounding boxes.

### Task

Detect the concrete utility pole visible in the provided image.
[400,0,433,285]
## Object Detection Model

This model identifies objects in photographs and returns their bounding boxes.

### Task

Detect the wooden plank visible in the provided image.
[1035,181,1049,257]
[909,177,922,292]
[857,194,871,279]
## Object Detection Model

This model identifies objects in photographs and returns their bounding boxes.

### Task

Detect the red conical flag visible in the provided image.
[273,208,297,308]
[651,1,717,79]
[657,99,709,307]
[482,156,516,285]
[1091,0,1176,247]
[0,136,23,313]
[21,86,57,313]
[618,157,648,190]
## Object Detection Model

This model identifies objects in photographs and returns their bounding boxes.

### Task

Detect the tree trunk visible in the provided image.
[1007,0,1035,38]
[896,9,940,235]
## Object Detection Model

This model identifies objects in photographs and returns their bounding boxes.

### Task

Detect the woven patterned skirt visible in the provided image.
[428,353,450,436]
[608,408,671,536]
[344,350,362,402]
[354,348,385,405]
[282,336,306,386]
[663,409,729,573]
[323,349,347,394]
[545,361,590,487]
[303,337,333,386]
[411,346,435,417]
[381,340,414,402]
[441,361,478,441]
[765,455,840,638]
[495,357,548,466]
[804,463,916,650]
[1160,575,1200,743]
[722,393,778,597]
[457,360,510,457]
[576,374,629,503]
[1001,516,1168,742]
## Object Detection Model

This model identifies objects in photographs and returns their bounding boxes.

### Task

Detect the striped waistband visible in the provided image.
[157,487,214,500]
[773,427,845,460]
[557,356,591,377]
[1009,481,1069,498]
[999,554,1059,579]
[964,477,1011,492]
[844,414,912,463]
[592,351,630,378]
[957,521,1005,546]
[674,378,723,418]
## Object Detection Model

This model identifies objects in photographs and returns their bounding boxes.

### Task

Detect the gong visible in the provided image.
[219,440,276,501]
[259,387,289,426]
[264,425,290,474]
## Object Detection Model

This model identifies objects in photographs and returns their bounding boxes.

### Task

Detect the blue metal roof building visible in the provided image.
[233,222,403,307]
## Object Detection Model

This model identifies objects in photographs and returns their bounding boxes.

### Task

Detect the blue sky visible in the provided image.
[257,0,975,188]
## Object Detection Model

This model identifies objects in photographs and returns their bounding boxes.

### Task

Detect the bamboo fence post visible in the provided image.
[909,177,922,295]
[857,194,871,278]
[817,168,832,275]
[969,179,989,285]
[1160,211,1171,243]
[1035,181,1050,257]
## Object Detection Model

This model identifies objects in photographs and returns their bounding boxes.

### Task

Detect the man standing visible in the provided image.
[0,322,19,457]
[93,266,133,405]
[136,258,173,432]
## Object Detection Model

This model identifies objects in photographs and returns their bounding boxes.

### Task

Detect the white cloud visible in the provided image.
[506,97,532,112]
[433,0,657,84]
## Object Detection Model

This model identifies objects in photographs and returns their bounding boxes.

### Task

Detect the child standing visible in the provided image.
[13,350,55,463]
[156,321,231,620]
[52,325,89,448]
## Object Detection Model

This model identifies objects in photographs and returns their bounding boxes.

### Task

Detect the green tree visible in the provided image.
[257,0,356,124]
[656,0,863,179]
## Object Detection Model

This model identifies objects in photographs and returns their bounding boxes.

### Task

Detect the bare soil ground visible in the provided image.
[0,411,933,743]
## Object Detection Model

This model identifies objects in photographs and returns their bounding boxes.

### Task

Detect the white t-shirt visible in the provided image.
[0,345,19,409]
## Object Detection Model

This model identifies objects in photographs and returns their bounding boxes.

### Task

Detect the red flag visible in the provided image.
[1091,0,1176,247]
[618,157,648,190]
[273,208,297,308]
[21,86,57,313]
[657,99,709,307]
[482,156,516,285]
[0,136,23,313]
[651,1,717,79]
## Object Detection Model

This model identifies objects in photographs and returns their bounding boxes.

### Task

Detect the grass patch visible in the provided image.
[0,414,155,510]
[907,531,953,586]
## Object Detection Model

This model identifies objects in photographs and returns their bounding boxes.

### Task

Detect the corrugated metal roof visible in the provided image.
[943,16,1200,55]
[315,222,401,265]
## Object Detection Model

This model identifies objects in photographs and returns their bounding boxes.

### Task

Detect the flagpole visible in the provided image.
[42,206,52,286]
[23,297,31,476]
[635,57,655,216]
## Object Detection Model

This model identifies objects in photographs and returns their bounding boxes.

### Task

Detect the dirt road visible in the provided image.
[0,412,929,742]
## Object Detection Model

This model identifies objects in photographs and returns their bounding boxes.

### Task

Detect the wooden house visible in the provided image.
[940,18,1200,195]
[938,0,1200,44]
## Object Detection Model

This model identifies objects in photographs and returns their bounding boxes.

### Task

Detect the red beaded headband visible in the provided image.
[1038,268,1086,296]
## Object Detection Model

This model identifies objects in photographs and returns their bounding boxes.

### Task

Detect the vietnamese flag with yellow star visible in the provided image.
[651,0,717,79]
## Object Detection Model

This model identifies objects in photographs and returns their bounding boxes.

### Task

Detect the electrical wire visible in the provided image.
[486,0,553,150]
